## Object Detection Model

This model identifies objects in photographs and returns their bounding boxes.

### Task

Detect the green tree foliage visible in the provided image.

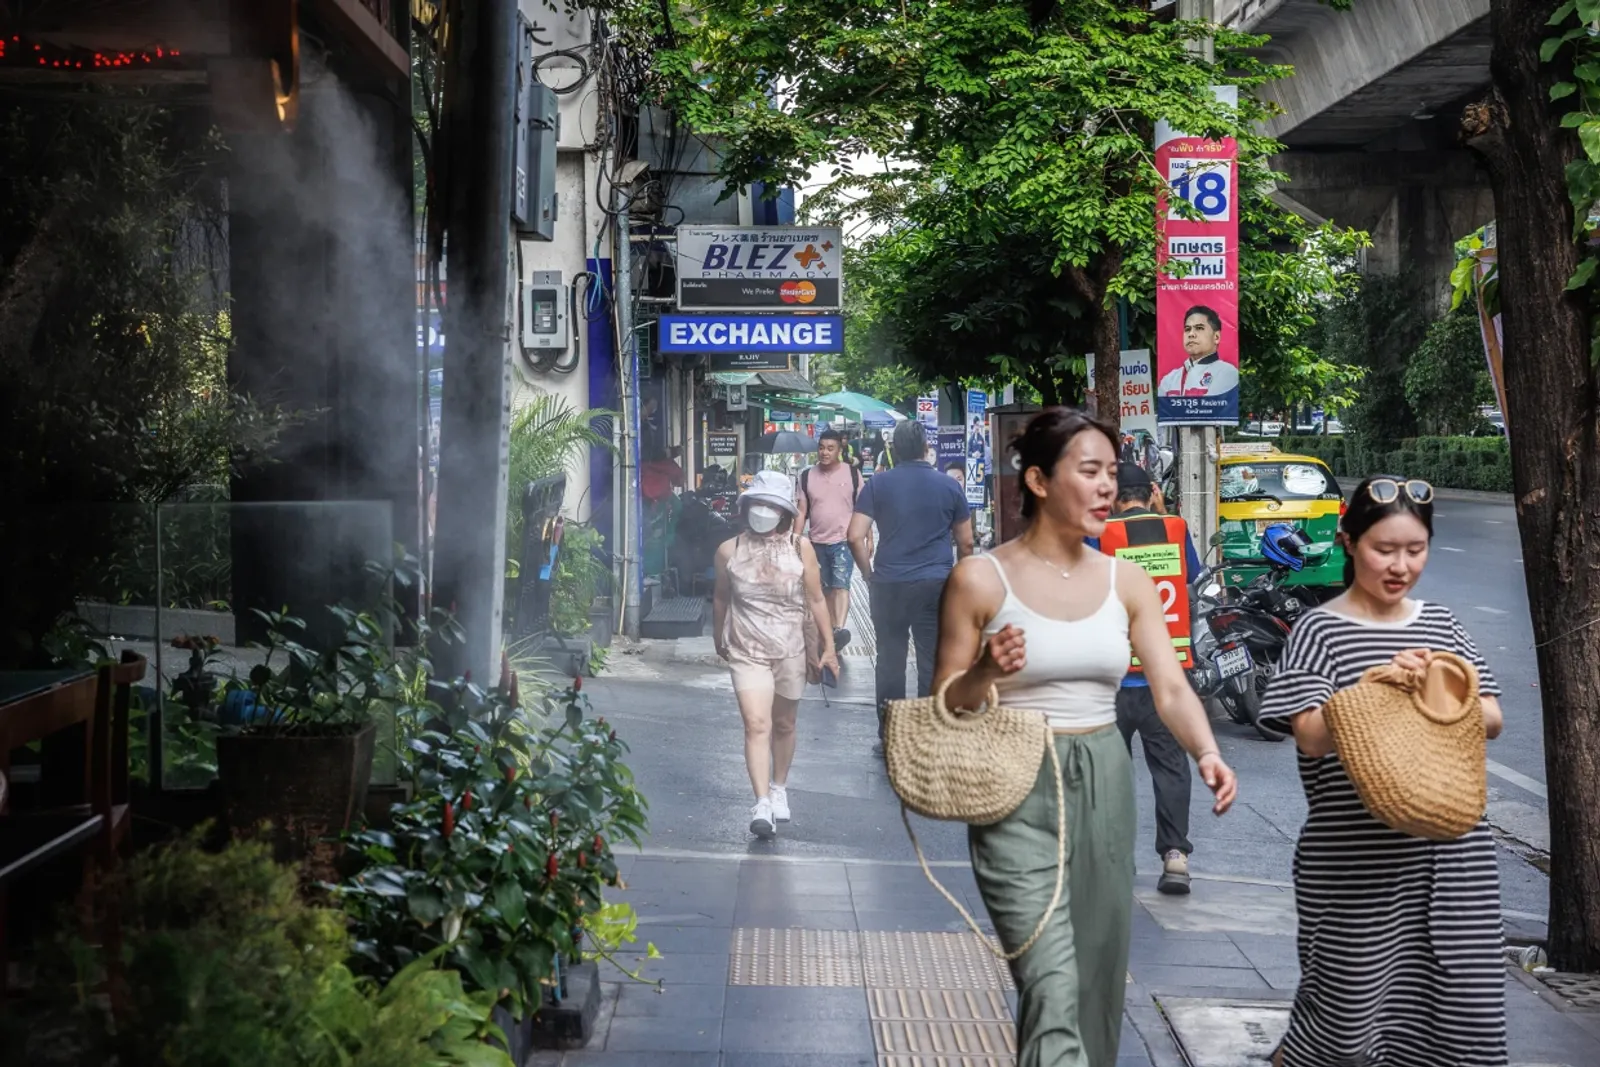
[811,248,927,404]
[1403,307,1494,435]
[664,0,1367,415]
[1311,274,1427,467]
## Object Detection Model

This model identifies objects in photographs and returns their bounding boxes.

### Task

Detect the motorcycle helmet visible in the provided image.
[1260,523,1312,572]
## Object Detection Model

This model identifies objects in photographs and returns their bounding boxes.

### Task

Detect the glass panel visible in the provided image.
[1221,461,1335,502]
[153,500,400,790]
[19,503,163,792]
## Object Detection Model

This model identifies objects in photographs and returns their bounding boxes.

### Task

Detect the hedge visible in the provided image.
[1270,435,1512,493]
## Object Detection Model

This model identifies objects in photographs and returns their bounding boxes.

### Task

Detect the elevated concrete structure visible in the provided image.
[1217,0,1494,307]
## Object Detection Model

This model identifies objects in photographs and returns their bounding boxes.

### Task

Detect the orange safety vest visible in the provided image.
[1097,512,1194,672]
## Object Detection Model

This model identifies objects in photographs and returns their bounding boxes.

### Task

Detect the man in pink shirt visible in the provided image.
[796,429,868,645]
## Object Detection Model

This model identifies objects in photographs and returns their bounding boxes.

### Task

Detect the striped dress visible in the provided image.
[1259,602,1507,1067]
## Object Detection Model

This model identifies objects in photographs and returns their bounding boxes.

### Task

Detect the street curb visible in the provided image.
[1336,477,1513,506]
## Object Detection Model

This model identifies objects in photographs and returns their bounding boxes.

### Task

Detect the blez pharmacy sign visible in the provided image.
[676,226,844,312]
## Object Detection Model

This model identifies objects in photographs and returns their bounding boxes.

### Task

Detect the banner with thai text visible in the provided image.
[1155,91,1240,426]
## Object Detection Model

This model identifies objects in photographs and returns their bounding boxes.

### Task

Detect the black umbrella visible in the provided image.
[753,431,816,454]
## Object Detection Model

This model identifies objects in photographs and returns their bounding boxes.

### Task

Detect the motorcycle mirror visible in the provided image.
[1208,531,1226,548]
[1202,581,1221,598]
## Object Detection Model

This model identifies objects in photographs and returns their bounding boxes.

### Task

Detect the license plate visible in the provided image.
[1216,647,1253,678]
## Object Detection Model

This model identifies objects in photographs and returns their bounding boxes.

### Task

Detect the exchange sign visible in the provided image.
[676,226,844,311]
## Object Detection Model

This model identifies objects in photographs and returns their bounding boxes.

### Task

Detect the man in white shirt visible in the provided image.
[1158,305,1239,397]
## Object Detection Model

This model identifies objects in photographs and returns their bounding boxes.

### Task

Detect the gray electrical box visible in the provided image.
[513,17,534,228]
[522,270,569,352]
[513,19,559,238]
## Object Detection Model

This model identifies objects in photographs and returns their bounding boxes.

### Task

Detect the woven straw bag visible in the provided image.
[884,672,1064,960]
[1321,651,1487,841]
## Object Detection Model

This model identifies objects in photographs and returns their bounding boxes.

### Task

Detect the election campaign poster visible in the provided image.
[964,390,990,507]
[937,427,966,492]
[1155,88,1240,426]
[916,394,940,437]
[1085,349,1157,437]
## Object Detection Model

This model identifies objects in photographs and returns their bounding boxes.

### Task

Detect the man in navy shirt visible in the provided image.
[847,420,973,749]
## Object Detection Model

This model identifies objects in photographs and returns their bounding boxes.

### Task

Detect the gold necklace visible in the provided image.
[1022,541,1071,580]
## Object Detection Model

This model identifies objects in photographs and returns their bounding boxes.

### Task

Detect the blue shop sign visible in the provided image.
[659,314,844,354]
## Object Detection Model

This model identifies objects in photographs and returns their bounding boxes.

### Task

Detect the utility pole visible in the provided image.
[432,0,518,682]
[1175,0,1220,556]
[612,182,643,639]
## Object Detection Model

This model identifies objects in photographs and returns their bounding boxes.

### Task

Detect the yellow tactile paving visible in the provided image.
[873,1018,1018,1058]
[727,951,865,986]
[859,930,1015,990]
[868,987,1013,1022]
[732,927,862,957]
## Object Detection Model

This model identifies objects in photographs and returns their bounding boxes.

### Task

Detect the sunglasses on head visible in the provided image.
[1366,478,1434,505]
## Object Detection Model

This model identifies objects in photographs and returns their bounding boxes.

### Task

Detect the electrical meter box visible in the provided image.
[513,17,559,238]
[522,271,569,352]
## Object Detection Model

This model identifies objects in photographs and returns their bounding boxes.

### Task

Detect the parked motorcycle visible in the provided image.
[697,465,742,518]
[1191,524,1315,741]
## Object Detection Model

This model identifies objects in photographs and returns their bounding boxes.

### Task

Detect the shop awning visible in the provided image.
[711,370,819,396]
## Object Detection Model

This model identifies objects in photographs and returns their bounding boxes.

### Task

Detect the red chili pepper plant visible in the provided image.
[335,677,646,1022]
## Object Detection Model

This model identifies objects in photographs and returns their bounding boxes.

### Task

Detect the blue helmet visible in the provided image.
[1261,523,1312,572]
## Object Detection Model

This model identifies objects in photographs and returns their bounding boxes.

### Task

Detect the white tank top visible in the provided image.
[979,553,1130,731]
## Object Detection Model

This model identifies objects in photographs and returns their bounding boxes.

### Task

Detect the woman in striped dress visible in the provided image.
[1259,475,1507,1067]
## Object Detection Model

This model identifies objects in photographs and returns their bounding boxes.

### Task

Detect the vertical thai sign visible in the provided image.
[964,389,990,506]
[937,427,966,489]
[916,394,940,436]
[1155,89,1240,426]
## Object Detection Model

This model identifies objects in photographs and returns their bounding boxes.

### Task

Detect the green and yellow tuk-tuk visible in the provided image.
[1215,448,1346,595]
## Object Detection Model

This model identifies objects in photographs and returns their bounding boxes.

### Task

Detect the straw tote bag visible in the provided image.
[883,672,1065,960]
[1321,651,1487,841]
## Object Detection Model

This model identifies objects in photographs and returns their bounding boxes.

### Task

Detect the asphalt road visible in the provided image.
[1416,496,1546,798]
[595,494,1556,928]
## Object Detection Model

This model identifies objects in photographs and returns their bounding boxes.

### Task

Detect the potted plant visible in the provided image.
[215,599,398,876]
[334,668,649,1051]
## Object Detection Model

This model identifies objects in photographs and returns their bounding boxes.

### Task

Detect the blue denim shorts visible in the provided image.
[812,541,854,589]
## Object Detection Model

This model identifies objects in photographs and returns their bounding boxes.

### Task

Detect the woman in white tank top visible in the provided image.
[933,409,1238,1067]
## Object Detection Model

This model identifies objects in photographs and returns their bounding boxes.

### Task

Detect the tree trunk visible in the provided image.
[1471,0,1600,972]
[1068,252,1125,423]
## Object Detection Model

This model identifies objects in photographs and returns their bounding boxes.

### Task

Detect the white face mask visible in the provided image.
[747,504,783,533]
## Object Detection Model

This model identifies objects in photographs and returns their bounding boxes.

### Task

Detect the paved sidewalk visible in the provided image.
[526,672,1598,1067]
[532,849,1598,1066]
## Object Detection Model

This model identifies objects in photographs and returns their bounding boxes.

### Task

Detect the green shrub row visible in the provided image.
[1275,435,1512,493]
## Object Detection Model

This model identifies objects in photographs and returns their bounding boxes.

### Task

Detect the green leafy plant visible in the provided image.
[549,523,610,637]
[335,673,649,1020]
[506,396,614,562]
[1544,0,1600,302]
[3,827,510,1067]
[223,558,456,737]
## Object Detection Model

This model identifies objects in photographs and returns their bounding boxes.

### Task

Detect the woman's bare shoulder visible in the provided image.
[947,553,1007,606]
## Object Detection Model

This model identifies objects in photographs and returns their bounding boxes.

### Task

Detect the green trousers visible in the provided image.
[968,726,1136,1067]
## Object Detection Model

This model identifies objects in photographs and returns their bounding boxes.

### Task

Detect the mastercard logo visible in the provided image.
[779,280,817,304]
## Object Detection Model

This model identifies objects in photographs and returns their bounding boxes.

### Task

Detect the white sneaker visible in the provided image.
[770,783,791,822]
[750,797,776,839]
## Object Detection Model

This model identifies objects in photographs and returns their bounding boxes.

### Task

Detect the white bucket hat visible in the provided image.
[742,469,798,516]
